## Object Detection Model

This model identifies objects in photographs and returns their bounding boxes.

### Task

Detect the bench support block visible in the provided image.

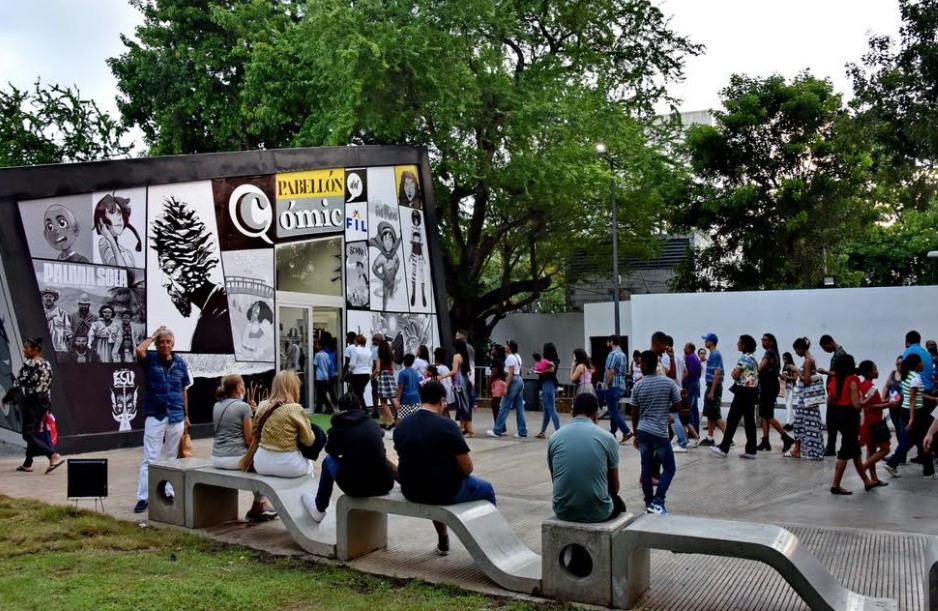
[338,508,388,561]
[190,483,239,528]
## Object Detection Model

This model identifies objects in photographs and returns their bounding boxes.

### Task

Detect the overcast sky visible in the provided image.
[0,0,904,125]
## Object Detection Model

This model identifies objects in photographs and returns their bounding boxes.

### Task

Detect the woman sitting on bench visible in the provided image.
[211,374,277,522]
[251,370,316,478]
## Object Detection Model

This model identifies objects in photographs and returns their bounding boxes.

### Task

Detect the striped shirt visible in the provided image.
[605,348,627,389]
[901,372,924,410]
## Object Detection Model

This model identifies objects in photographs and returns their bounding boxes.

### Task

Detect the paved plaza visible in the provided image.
[0,410,932,610]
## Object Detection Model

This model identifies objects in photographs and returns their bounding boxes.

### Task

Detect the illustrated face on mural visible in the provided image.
[105,207,125,236]
[100,306,114,321]
[42,293,56,308]
[403,174,417,202]
[72,335,89,353]
[249,303,260,322]
[382,229,395,252]
[160,259,192,317]
[43,204,80,252]
[77,296,90,317]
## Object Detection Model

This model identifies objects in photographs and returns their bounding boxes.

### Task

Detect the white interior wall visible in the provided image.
[628,286,938,406]
[490,312,585,371]
[583,301,633,350]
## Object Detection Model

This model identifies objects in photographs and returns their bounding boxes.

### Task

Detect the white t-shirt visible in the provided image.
[349,345,373,374]
[436,363,455,404]
[413,357,429,376]
[506,354,521,376]
[674,352,686,382]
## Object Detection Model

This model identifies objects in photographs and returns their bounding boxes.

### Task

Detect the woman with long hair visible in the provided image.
[780,352,798,430]
[883,352,936,478]
[827,354,874,494]
[373,339,398,429]
[857,360,892,487]
[93,193,142,268]
[571,348,595,396]
[712,334,760,459]
[488,344,506,422]
[443,338,475,436]
[487,339,528,437]
[251,370,316,478]
[757,333,795,453]
[535,342,561,439]
[788,337,826,461]
[212,374,277,521]
[2,337,62,473]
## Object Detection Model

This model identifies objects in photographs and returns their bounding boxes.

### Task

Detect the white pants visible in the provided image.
[253,447,312,479]
[212,454,264,503]
[136,416,185,501]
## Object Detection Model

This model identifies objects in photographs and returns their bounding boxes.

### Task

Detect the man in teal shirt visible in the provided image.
[548,394,625,522]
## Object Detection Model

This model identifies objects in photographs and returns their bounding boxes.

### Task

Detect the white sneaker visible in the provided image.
[710,446,727,458]
[301,492,326,523]
[486,429,502,438]
[690,438,701,448]
[673,445,688,453]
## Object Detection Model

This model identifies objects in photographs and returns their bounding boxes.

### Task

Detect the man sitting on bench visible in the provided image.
[301,393,395,522]
[548,393,626,522]
[394,381,497,556]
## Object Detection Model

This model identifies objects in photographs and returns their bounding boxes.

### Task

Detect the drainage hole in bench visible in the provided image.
[560,544,592,578]
[156,480,176,506]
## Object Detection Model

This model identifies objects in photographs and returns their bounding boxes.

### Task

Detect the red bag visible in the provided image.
[44,413,58,446]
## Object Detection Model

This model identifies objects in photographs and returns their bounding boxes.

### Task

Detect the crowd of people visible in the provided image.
[6,321,938,548]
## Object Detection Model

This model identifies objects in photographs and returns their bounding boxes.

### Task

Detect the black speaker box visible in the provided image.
[67,459,108,498]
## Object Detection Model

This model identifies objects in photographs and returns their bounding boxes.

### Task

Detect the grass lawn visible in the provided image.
[0,495,571,611]
[309,413,334,431]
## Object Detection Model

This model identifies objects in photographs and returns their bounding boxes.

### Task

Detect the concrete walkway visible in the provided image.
[0,411,933,610]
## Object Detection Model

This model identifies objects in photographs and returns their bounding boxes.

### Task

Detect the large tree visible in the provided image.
[110,0,699,338]
[0,81,130,167]
[671,73,876,291]
[849,0,938,213]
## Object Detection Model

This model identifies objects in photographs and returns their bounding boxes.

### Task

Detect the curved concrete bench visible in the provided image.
[336,491,542,595]
[612,514,897,611]
[185,466,336,558]
[927,535,938,611]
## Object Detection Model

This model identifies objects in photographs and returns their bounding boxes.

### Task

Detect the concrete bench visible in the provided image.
[927,535,938,611]
[148,458,213,526]
[541,513,635,607]
[184,466,336,558]
[612,514,897,611]
[335,490,542,595]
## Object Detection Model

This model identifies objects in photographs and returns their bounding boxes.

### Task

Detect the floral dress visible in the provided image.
[793,362,825,460]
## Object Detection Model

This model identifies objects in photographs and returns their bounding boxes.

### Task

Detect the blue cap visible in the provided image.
[701,333,718,343]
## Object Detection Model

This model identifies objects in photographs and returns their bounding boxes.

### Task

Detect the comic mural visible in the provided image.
[7,160,441,437]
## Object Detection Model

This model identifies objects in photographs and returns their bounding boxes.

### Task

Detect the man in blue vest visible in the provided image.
[133,325,190,513]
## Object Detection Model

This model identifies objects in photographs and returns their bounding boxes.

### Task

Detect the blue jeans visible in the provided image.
[684,381,701,432]
[314,455,340,512]
[492,377,527,436]
[671,412,688,448]
[605,386,631,436]
[451,475,497,505]
[637,430,676,506]
[540,380,560,434]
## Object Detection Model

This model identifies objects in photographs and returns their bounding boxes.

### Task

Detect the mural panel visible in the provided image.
[146,181,233,353]
[90,188,148,268]
[19,194,95,263]
[222,249,275,363]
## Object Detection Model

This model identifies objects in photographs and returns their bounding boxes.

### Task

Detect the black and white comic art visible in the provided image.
[90,188,148,268]
[345,242,370,309]
[18,194,95,263]
[222,249,275,363]
[34,260,146,364]
[147,181,234,353]
[367,167,409,313]
[396,165,423,210]
[0,263,23,433]
[346,310,437,366]
[400,208,433,313]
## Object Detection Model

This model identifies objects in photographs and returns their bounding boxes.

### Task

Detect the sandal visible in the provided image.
[15,466,33,472]
[534,432,546,439]
[830,486,853,495]
[245,508,278,523]
[45,459,64,474]
[782,451,800,458]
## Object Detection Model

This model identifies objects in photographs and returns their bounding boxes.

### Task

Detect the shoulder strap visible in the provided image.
[214,398,239,433]
[255,401,285,435]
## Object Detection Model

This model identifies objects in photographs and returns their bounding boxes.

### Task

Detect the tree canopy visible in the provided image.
[110,0,700,337]
[0,81,130,168]
[671,73,876,291]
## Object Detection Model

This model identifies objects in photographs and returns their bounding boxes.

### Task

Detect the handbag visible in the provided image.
[801,375,826,409]
[869,420,891,444]
[298,423,327,461]
[239,401,284,472]
[177,428,194,458]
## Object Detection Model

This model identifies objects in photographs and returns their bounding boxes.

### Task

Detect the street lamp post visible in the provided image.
[596,143,621,337]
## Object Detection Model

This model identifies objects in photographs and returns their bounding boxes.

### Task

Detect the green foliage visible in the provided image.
[849,0,938,212]
[0,495,573,611]
[0,81,130,168]
[671,73,875,291]
[111,0,699,337]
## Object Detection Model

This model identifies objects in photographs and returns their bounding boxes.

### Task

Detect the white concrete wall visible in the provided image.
[583,301,633,349]
[628,286,938,406]
[490,312,585,369]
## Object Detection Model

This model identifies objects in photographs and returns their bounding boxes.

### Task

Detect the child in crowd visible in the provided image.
[397,353,422,420]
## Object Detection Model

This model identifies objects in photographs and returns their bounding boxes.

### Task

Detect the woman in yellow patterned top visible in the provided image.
[252,370,315,478]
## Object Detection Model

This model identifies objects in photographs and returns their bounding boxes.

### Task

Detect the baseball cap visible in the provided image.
[701,332,719,343]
